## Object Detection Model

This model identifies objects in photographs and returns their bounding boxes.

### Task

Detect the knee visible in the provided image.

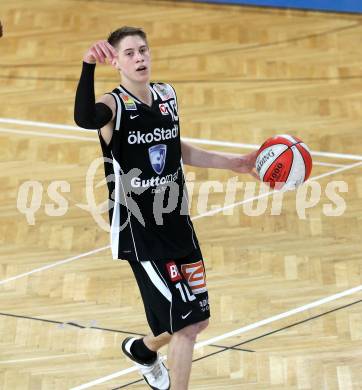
[197,319,209,334]
[175,319,209,341]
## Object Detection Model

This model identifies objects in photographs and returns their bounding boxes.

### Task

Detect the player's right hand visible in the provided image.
[83,40,118,67]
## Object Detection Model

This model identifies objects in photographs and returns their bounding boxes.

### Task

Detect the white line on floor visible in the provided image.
[0,127,352,168]
[0,353,89,364]
[309,161,346,168]
[192,160,362,220]
[70,282,362,390]
[1,118,361,389]
[0,246,110,286]
[1,160,360,286]
[1,117,362,161]
[0,127,97,142]
[0,117,90,132]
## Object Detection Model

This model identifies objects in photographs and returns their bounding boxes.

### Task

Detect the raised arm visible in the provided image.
[74,41,118,130]
[181,140,258,177]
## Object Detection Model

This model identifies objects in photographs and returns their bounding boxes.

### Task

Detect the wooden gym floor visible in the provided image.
[0,0,362,389]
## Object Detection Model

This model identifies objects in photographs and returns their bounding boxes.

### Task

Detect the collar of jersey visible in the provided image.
[117,84,157,107]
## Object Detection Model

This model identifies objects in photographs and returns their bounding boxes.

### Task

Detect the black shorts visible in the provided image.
[128,246,210,336]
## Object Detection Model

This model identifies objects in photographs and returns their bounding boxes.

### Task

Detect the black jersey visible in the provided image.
[98,83,198,262]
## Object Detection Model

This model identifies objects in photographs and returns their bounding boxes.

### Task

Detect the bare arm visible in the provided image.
[181,140,258,176]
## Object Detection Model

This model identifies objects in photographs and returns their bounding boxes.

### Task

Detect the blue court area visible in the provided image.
[195,0,362,14]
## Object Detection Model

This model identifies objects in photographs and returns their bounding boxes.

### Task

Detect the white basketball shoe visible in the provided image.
[121,337,170,390]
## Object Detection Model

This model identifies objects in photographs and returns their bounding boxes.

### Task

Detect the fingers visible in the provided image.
[251,170,260,180]
[249,150,258,162]
[97,45,109,63]
[84,40,118,65]
[99,41,118,59]
[98,41,118,66]
[84,46,102,64]
[91,46,104,64]
[99,43,112,61]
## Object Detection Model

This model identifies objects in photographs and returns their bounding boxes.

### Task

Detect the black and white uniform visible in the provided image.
[98,83,210,335]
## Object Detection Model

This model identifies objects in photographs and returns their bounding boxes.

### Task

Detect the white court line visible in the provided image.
[0,126,347,168]
[313,161,346,168]
[1,160,361,286]
[0,246,110,286]
[1,117,362,161]
[195,284,362,348]
[309,160,362,181]
[0,127,97,142]
[0,353,89,364]
[70,164,362,390]
[182,137,362,161]
[0,126,346,169]
[71,282,362,390]
[0,117,91,132]
[1,117,362,388]
[192,160,362,220]
[71,366,141,390]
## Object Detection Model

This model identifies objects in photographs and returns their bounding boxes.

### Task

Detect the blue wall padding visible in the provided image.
[195,0,362,14]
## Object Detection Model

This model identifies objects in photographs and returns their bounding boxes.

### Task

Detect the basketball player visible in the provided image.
[74,26,257,390]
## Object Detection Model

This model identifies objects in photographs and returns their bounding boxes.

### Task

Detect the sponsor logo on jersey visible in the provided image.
[181,260,207,295]
[120,93,137,110]
[153,83,173,101]
[148,144,167,174]
[131,167,180,189]
[158,102,178,122]
[159,103,169,115]
[127,125,179,145]
[199,298,209,312]
[166,261,182,282]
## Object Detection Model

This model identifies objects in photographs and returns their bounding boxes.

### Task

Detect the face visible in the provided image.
[116,35,151,84]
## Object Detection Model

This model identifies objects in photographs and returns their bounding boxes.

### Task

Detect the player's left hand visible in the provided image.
[232,150,259,179]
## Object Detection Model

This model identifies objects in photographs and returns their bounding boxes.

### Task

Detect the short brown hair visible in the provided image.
[107,26,148,48]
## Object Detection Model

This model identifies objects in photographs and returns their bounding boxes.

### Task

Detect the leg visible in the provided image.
[125,332,171,363]
[122,335,171,390]
[124,250,210,390]
[143,331,171,352]
[167,319,209,390]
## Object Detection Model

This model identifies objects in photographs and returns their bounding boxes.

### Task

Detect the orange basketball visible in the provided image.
[256,134,312,189]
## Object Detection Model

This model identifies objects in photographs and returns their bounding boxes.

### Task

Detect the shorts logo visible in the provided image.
[120,93,137,110]
[159,103,169,115]
[148,144,167,175]
[181,260,207,295]
[166,261,182,282]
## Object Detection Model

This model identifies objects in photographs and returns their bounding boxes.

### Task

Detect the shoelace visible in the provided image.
[147,361,163,380]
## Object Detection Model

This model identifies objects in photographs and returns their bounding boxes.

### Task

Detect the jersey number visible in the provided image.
[161,100,178,121]
[175,282,196,302]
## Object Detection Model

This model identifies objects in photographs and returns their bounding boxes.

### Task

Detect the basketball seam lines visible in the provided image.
[284,148,294,183]
[262,140,304,183]
[262,148,290,182]
[296,144,309,182]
